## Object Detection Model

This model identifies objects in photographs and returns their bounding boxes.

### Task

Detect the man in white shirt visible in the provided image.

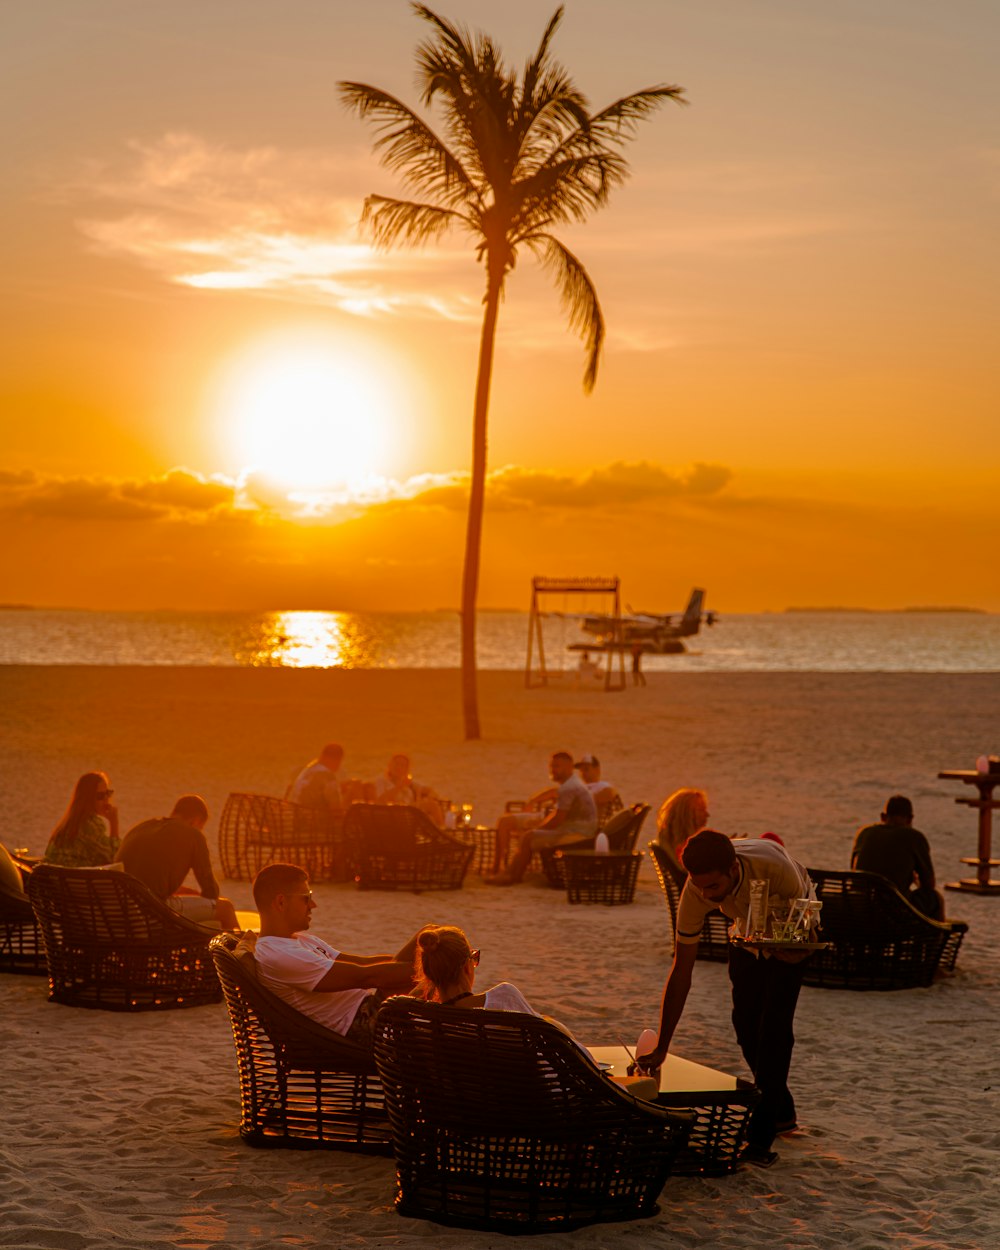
[246,862,425,1048]
[638,829,814,1168]
[487,751,598,885]
[288,743,345,816]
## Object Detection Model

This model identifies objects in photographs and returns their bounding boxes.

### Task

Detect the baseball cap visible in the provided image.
[574,754,599,768]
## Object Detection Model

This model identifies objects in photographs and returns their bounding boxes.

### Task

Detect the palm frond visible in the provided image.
[587,85,688,144]
[338,81,478,210]
[361,195,467,249]
[529,233,605,392]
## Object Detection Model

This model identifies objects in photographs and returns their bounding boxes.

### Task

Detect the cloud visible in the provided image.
[422,461,733,511]
[0,468,237,521]
[70,132,480,321]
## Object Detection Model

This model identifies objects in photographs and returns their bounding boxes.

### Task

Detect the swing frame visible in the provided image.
[525,576,626,691]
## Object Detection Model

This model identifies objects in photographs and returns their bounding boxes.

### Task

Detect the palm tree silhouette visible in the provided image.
[340,5,685,739]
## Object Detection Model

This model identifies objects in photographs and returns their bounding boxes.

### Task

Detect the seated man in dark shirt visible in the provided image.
[115,794,238,930]
[851,794,944,920]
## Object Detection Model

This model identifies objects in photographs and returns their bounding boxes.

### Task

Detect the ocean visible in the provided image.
[0,607,997,672]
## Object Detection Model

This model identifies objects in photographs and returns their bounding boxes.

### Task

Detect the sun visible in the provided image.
[212,332,404,493]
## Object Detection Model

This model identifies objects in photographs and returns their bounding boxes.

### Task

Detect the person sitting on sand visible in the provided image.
[574,754,622,824]
[287,742,346,816]
[246,862,427,1048]
[656,788,710,888]
[851,794,944,920]
[488,751,597,886]
[373,753,444,826]
[115,795,238,930]
[638,829,815,1168]
[44,771,120,868]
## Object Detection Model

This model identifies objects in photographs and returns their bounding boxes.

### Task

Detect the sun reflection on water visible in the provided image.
[232,610,383,668]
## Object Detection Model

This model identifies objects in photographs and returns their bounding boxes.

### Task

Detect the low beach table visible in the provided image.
[938,769,1000,895]
[587,1045,759,1175]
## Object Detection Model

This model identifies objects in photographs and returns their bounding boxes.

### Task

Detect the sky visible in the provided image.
[2,0,998,613]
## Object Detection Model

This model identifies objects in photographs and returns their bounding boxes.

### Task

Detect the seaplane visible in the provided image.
[571,588,715,655]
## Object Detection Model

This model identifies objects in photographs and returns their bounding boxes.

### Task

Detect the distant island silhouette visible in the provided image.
[784,606,987,614]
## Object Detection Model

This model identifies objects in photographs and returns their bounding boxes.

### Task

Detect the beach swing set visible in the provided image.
[525,575,626,691]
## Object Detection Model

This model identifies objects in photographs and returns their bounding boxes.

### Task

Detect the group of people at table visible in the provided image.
[4,754,948,1170]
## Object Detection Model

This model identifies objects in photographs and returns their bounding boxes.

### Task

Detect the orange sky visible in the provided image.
[2,1,998,612]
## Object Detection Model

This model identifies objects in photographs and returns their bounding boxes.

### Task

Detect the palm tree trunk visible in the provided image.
[460,265,504,740]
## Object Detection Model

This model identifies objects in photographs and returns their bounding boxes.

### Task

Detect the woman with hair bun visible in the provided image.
[415,925,539,1014]
[415,925,658,1099]
[44,771,120,867]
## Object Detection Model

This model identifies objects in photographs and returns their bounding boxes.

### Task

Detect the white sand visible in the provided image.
[3,668,1000,1249]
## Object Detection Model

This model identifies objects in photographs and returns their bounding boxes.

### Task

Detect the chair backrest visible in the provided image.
[27,862,211,945]
[604,803,650,853]
[647,841,732,964]
[802,866,967,990]
[373,996,693,1232]
[597,792,625,830]
[211,933,375,1069]
[343,802,426,855]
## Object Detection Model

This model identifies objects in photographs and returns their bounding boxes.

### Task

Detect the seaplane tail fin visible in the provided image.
[680,588,705,633]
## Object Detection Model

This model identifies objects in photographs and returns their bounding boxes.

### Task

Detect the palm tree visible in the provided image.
[339,5,685,740]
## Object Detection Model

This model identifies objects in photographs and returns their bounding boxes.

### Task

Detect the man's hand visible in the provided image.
[634,1045,666,1075]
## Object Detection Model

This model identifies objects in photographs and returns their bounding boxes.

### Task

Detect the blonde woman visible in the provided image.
[44,771,120,867]
[656,788,709,888]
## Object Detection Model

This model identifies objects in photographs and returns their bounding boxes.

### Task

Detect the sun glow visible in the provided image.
[212,332,408,493]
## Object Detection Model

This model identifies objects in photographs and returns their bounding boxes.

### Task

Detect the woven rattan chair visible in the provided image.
[210,933,391,1152]
[26,863,222,1010]
[217,793,349,883]
[0,864,46,975]
[373,997,694,1233]
[343,804,475,892]
[540,803,650,888]
[802,867,969,990]
[648,841,731,963]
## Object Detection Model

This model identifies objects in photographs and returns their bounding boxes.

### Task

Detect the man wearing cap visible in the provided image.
[851,795,944,920]
[575,755,622,824]
[487,751,598,885]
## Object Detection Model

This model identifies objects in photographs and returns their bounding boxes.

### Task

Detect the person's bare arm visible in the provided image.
[638,941,698,1071]
[336,951,395,966]
[312,957,414,993]
[527,785,558,810]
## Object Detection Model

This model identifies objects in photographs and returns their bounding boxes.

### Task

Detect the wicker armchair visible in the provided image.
[217,793,349,883]
[210,933,391,1152]
[373,997,694,1234]
[648,841,731,963]
[802,867,969,990]
[541,803,650,888]
[343,804,475,892]
[0,863,45,975]
[26,863,222,1010]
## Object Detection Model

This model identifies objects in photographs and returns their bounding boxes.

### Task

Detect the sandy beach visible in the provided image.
[3,667,1000,1249]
